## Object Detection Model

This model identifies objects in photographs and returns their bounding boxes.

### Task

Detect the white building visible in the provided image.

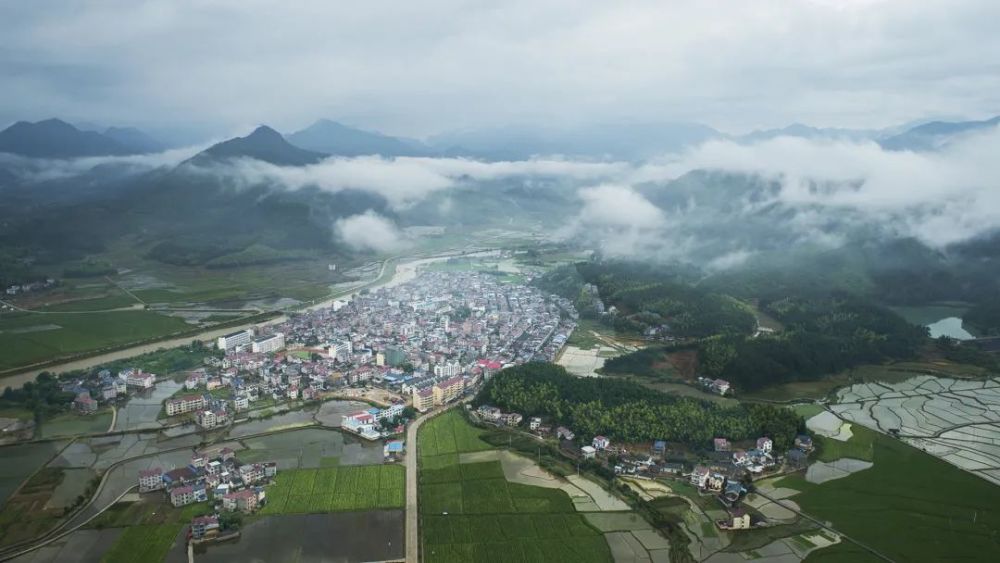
[251,333,285,354]
[124,370,155,389]
[217,329,254,351]
[165,395,205,416]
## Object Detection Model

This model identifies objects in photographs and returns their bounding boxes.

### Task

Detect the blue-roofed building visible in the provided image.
[653,440,667,455]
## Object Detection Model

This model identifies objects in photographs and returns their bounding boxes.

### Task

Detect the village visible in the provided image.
[473,403,817,532]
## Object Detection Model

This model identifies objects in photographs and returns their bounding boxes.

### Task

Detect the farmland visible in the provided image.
[260,464,405,514]
[419,411,611,563]
[99,523,184,563]
[797,432,1000,562]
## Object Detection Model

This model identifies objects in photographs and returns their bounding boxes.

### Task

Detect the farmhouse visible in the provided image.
[138,467,164,492]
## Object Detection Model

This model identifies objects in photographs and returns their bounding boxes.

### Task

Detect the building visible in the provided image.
[412,387,434,412]
[581,445,597,459]
[711,379,731,395]
[170,484,207,507]
[125,370,155,389]
[795,435,814,451]
[217,329,254,351]
[138,468,164,492]
[100,385,118,401]
[756,437,773,453]
[222,488,263,513]
[690,466,710,488]
[73,392,98,414]
[234,396,250,411]
[251,333,285,354]
[165,394,206,416]
[529,417,542,431]
[713,437,731,452]
[718,508,751,530]
[592,436,610,450]
[385,345,407,367]
[556,426,575,441]
[432,376,465,405]
[652,440,667,456]
[197,408,229,429]
[190,515,220,540]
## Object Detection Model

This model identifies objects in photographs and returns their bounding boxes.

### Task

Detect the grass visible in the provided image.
[89,499,211,529]
[418,411,612,563]
[259,464,405,514]
[746,361,964,402]
[0,310,191,371]
[100,524,183,563]
[0,441,64,506]
[38,409,112,438]
[814,424,877,463]
[790,404,825,419]
[37,292,139,312]
[799,433,1000,562]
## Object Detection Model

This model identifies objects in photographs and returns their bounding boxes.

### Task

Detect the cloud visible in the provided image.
[637,126,1000,248]
[2,1,1000,136]
[208,155,625,209]
[561,184,670,257]
[334,211,407,253]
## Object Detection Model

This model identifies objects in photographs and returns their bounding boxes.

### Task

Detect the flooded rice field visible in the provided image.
[114,380,183,431]
[195,511,404,563]
[238,427,383,469]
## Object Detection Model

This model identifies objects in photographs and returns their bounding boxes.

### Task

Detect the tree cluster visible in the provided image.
[476,363,802,450]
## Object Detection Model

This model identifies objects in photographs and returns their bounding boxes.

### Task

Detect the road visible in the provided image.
[405,401,465,563]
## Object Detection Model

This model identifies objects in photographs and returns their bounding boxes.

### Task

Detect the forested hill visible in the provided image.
[604,293,927,392]
[533,261,756,338]
[475,363,803,450]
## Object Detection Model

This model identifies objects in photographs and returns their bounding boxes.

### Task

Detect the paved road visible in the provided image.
[405,402,466,563]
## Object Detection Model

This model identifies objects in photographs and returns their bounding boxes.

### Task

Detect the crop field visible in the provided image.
[795,433,1000,562]
[99,523,183,563]
[260,464,404,515]
[418,410,492,459]
[419,411,610,563]
[0,309,191,371]
[814,424,876,463]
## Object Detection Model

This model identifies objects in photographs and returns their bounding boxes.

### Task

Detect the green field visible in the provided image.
[419,410,611,563]
[814,423,876,463]
[89,500,211,529]
[800,433,1000,562]
[39,409,113,438]
[0,310,191,371]
[99,524,183,563]
[260,464,405,514]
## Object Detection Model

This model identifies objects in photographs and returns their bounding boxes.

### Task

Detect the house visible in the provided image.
[125,370,156,389]
[197,408,228,429]
[711,379,731,395]
[477,405,502,422]
[138,467,164,492]
[412,387,434,412]
[756,437,773,453]
[652,440,667,457]
[222,488,263,513]
[786,449,809,468]
[234,396,249,411]
[556,426,575,441]
[165,394,205,416]
[501,413,523,426]
[73,392,98,414]
[723,481,746,504]
[170,484,207,507]
[690,466,710,488]
[100,385,118,401]
[190,515,220,540]
[713,438,731,452]
[239,463,266,484]
[732,450,749,466]
[717,508,751,530]
[592,436,610,450]
[581,445,597,459]
[795,435,814,451]
[529,417,542,431]
[706,473,726,492]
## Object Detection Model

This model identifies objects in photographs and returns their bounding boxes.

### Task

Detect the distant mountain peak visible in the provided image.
[0,118,138,158]
[287,119,431,157]
[186,125,327,167]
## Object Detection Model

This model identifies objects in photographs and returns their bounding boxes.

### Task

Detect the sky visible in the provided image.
[2,0,999,141]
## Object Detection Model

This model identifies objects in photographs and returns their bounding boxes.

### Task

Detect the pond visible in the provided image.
[114,380,183,431]
[195,511,404,562]
[891,305,976,340]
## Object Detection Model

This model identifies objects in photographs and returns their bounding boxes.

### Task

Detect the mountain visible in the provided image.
[429,122,722,160]
[287,119,431,157]
[880,115,1000,151]
[737,123,882,144]
[187,125,327,166]
[0,118,136,158]
[103,126,165,153]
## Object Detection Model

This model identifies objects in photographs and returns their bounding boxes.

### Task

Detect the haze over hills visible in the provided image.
[879,115,1000,151]
[0,119,141,158]
[288,119,432,157]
